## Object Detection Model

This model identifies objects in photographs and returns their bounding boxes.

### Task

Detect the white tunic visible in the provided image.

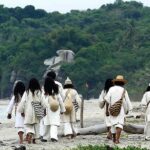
[17,90,45,125]
[7,96,24,128]
[141,91,150,122]
[62,88,81,123]
[105,85,132,126]
[141,91,150,139]
[43,94,66,126]
[55,81,65,98]
[99,90,111,127]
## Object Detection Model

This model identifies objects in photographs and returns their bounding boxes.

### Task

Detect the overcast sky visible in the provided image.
[0,0,149,13]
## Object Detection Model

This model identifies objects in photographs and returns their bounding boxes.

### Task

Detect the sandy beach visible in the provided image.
[0,100,149,150]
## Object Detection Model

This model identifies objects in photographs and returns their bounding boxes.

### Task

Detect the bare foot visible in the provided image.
[115,140,120,144]
[32,139,36,144]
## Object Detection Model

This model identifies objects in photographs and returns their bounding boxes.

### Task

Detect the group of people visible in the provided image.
[7,71,81,144]
[6,73,150,145]
[99,75,150,144]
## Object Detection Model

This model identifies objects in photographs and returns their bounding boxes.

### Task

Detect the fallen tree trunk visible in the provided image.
[78,124,144,135]
[123,124,144,134]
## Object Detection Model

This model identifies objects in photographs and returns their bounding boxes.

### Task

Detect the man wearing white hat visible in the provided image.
[62,77,81,139]
[104,75,132,144]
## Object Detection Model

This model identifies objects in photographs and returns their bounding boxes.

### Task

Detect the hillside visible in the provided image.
[0,0,150,99]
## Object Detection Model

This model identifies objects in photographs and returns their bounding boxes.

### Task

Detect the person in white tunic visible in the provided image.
[42,77,66,142]
[39,70,65,139]
[7,80,25,144]
[105,75,132,144]
[17,78,44,144]
[62,77,81,139]
[141,83,150,141]
[99,79,113,140]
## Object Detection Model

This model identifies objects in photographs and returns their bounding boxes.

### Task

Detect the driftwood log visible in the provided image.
[78,124,144,135]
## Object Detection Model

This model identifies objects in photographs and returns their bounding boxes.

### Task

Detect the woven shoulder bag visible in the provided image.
[109,89,125,117]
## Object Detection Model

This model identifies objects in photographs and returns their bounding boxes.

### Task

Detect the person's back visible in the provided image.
[141,84,150,141]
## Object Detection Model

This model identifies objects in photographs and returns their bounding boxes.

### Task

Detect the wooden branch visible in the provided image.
[77,124,144,135]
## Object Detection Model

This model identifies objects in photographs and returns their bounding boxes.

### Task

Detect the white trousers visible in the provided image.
[25,124,39,139]
[39,119,44,137]
[16,127,24,134]
[145,122,150,140]
[111,124,123,134]
[63,122,78,136]
[43,125,58,140]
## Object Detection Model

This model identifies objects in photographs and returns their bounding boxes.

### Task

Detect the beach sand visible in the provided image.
[0,100,149,150]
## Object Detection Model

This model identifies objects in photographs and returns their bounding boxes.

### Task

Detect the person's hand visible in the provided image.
[106,111,109,116]
[7,114,12,119]
[21,113,25,117]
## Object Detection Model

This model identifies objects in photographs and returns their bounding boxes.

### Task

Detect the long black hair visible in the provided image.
[104,79,113,93]
[44,77,58,96]
[46,70,56,80]
[13,81,25,103]
[27,78,41,96]
[145,84,150,93]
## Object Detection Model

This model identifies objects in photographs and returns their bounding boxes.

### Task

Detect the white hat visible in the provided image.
[64,77,72,85]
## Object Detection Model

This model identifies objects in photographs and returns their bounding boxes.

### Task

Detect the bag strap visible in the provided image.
[110,89,125,106]
[121,89,126,101]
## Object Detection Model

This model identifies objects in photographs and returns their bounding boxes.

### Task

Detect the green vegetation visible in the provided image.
[0,1,150,99]
[71,145,148,150]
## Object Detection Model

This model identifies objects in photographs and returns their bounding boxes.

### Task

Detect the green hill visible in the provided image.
[0,0,150,100]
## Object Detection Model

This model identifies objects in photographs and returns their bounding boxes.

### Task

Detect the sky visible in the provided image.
[0,0,149,13]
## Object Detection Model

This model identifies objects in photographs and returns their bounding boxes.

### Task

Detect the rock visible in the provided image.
[13,145,26,150]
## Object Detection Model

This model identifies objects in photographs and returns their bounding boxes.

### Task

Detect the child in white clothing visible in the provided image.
[7,80,25,144]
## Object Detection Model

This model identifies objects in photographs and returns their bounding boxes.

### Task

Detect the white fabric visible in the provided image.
[63,122,78,136]
[7,96,24,128]
[99,90,111,127]
[39,118,44,136]
[17,127,24,133]
[105,86,132,126]
[141,91,150,139]
[43,94,65,126]
[25,124,39,139]
[111,124,123,134]
[62,88,81,123]
[17,90,45,125]
[55,81,65,99]
[43,125,58,140]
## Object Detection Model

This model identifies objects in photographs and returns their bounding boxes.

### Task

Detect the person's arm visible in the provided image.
[74,90,81,107]
[104,90,111,116]
[125,90,133,111]
[99,90,106,109]
[17,92,26,114]
[7,96,15,119]
[141,93,147,106]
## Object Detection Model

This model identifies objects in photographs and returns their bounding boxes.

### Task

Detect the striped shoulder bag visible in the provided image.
[109,89,125,117]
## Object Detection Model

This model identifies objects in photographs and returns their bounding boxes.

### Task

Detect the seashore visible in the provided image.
[0,100,149,150]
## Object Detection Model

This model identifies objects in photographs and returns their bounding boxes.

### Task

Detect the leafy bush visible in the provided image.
[71,145,148,150]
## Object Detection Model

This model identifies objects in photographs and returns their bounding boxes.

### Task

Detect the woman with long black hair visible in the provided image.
[7,80,25,144]
[42,77,65,142]
[18,78,44,144]
[99,79,113,140]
